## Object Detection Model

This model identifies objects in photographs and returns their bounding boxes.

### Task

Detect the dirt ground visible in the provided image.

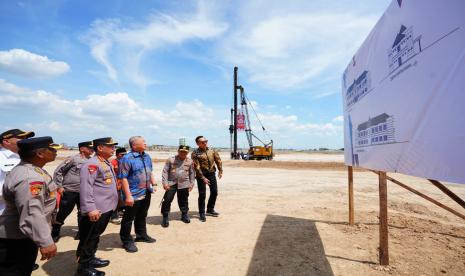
[33,151,465,276]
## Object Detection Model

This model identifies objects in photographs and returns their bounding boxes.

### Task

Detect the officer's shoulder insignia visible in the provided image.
[29,181,44,196]
[88,164,98,174]
[34,167,45,176]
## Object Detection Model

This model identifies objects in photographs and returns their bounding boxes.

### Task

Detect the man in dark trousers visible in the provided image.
[76,137,118,276]
[160,145,195,228]
[52,141,94,242]
[118,136,157,253]
[191,136,223,222]
[0,136,60,275]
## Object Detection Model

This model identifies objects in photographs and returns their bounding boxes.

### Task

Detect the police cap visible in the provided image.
[93,137,118,147]
[178,145,190,152]
[116,147,127,154]
[78,141,93,148]
[0,129,35,140]
[17,136,61,152]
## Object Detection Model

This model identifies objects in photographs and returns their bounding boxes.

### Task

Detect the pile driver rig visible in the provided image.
[229,67,273,160]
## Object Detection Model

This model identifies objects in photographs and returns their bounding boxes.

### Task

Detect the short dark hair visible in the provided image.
[18,148,41,161]
[195,136,204,143]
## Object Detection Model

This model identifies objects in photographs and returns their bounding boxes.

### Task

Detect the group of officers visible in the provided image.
[0,129,223,276]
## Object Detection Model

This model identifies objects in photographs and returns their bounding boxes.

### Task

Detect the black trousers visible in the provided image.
[161,185,189,217]
[55,191,80,225]
[120,191,151,243]
[76,211,112,264]
[197,172,218,214]
[0,238,38,276]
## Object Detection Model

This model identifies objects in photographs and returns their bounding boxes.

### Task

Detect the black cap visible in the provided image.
[17,136,61,152]
[0,129,35,140]
[93,137,118,147]
[78,141,93,148]
[116,147,127,154]
[178,145,190,152]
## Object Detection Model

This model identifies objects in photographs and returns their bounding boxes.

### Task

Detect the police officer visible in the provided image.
[191,136,223,222]
[76,137,118,276]
[161,145,195,228]
[0,129,35,214]
[0,136,60,275]
[51,141,94,242]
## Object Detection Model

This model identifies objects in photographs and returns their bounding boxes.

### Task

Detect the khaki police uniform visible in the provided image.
[52,153,91,240]
[0,162,57,275]
[161,155,195,218]
[76,138,118,272]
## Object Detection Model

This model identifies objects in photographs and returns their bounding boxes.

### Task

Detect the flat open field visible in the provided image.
[34,151,465,275]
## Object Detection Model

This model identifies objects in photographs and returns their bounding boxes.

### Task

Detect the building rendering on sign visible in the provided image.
[346,70,371,108]
[355,113,395,147]
[388,25,422,72]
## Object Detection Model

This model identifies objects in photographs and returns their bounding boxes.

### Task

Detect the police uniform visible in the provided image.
[191,146,222,219]
[0,136,60,276]
[76,137,118,276]
[161,145,195,227]
[51,141,93,241]
[0,129,35,214]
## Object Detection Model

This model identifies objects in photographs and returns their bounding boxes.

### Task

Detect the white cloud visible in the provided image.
[84,3,228,87]
[0,79,222,136]
[218,2,382,90]
[0,49,70,78]
[332,115,344,123]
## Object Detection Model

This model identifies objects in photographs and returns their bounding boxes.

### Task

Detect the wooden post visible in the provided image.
[378,171,389,265]
[348,166,354,226]
[428,179,465,210]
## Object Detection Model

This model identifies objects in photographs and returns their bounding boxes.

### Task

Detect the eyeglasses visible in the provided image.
[199,140,208,144]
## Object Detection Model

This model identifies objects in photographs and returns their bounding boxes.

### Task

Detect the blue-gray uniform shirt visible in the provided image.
[0,162,57,247]
[54,153,89,193]
[79,156,118,215]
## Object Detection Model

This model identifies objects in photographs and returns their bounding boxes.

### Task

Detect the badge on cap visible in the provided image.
[29,181,44,196]
[105,178,112,184]
[88,164,98,174]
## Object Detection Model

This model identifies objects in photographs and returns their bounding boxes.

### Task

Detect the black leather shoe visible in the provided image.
[88,257,110,268]
[199,213,206,222]
[135,235,156,243]
[181,214,191,223]
[75,265,105,276]
[206,210,220,217]
[123,241,138,253]
[162,216,169,228]
[32,264,39,271]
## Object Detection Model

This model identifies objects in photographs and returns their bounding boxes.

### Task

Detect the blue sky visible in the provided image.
[0,0,391,149]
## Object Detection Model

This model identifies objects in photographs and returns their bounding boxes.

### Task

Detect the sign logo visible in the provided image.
[388,25,422,74]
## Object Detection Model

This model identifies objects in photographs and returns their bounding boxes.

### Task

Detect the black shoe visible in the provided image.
[75,265,105,276]
[162,216,169,228]
[32,264,39,271]
[51,225,60,242]
[206,210,220,217]
[135,235,156,243]
[199,213,206,222]
[123,241,138,253]
[181,213,191,224]
[74,232,80,240]
[88,257,110,268]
